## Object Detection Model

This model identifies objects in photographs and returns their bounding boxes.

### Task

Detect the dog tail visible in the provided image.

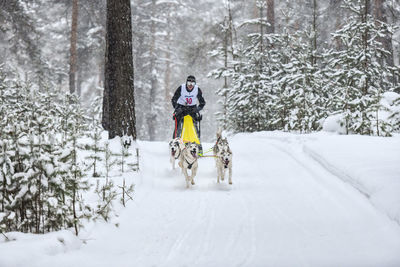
[216,128,222,141]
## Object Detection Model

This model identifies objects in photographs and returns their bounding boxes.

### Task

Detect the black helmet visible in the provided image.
[186,75,196,83]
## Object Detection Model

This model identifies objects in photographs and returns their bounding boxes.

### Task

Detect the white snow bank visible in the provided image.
[232,131,400,224]
[303,133,400,224]
[0,230,81,266]
[322,113,347,134]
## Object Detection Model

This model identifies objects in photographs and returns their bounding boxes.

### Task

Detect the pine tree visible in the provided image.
[223,1,272,132]
[0,137,14,230]
[56,94,91,235]
[0,70,125,234]
[103,141,118,184]
[209,0,237,130]
[94,178,117,222]
[388,96,400,132]
[85,95,104,177]
[115,139,132,174]
[325,0,396,135]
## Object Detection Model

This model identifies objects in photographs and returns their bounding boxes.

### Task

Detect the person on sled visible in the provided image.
[171,75,206,152]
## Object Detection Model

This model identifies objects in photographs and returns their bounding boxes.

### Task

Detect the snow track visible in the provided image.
[7,134,400,267]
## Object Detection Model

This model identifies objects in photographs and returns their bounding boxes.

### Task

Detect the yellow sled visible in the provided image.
[181,115,200,144]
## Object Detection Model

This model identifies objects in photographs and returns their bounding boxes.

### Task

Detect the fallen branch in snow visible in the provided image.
[1,231,10,241]
[79,238,96,244]
[118,179,134,207]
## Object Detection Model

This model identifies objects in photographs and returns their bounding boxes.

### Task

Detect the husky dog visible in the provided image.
[169,138,183,169]
[213,129,233,184]
[178,142,199,188]
[122,135,132,148]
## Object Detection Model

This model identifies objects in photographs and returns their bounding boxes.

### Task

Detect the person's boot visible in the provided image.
[198,144,203,156]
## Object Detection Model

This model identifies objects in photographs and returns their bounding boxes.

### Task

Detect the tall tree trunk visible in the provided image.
[266,0,274,34]
[69,0,79,95]
[362,0,370,134]
[329,0,343,50]
[103,0,137,139]
[311,0,317,67]
[164,6,172,121]
[374,0,394,67]
[77,67,82,97]
[148,0,157,141]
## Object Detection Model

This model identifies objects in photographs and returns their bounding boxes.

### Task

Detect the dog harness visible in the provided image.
[174,149,181,160]
[183,147,197,170]
[222,158,230,169]
[185,158,194,170]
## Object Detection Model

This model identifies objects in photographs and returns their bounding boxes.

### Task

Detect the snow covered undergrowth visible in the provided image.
[0,230,81,266]
[1,131,400,267]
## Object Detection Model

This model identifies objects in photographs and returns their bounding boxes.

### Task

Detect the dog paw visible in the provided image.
[191,180,195,185]
[229,181,232,185]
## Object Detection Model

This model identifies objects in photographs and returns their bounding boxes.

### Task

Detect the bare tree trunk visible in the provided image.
[374,0,394,67]
[69,0,79,95]
[329,0,343,50]
[148,0,157,141]
[266,0,274,34]
[164,7,172,116]
[311,0,317,67]
[164,34,171,103]
[77,67,82,97]
[103,0,137,139]
[362,0,370,135]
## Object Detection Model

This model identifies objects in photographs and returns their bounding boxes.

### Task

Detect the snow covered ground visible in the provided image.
[1,131,400,267]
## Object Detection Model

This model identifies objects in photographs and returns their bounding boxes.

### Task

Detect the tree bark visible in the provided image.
[103,0,137,140]
[69,0,78,95]
[311,0,317,67]
[329,0,342,50]
[374,0,394,67]
[266,0,274,34]
[148,0,157,141]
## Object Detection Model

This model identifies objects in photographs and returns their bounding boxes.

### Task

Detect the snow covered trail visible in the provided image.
[13,135,400,267]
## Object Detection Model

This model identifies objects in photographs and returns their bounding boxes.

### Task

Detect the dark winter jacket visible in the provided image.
[171,85,206,111]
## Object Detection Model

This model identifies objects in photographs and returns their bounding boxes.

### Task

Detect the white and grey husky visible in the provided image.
[169,138,183,170]
[178,142,199,188]
[213,129,233,184]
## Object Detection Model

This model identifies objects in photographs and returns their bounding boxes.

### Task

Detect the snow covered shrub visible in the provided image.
[324,0,397,136]
[322,114,347,134]
[85,96,104,178]
[386,92,400,133]
[0,71,125,235]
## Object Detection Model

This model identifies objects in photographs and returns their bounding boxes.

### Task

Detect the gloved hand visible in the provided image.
[174,107,182,116]
[196,106,202,113]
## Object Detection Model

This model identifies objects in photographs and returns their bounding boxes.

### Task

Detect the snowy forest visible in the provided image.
[1,0,400,141]
[1,1,400,266]
[1,0,400,244]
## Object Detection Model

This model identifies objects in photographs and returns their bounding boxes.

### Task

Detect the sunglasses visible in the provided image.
[187,81,195,86]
